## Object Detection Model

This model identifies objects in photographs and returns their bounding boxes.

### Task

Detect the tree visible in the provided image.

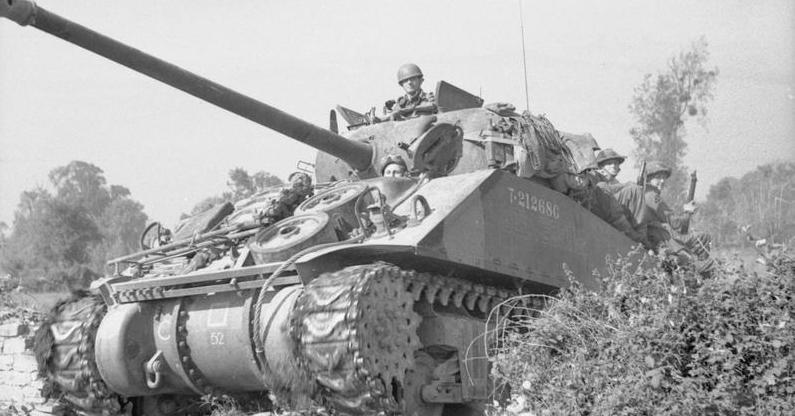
[90,197,148,273]
[226,167,284,200]
[251,171,284,190]
[0,161,148,289]
[699,177,740,247]
[186,168,285,216]
[699,162,795,247]
[1,191,102,285]
[49,161,112,220]
[629,37,718,205]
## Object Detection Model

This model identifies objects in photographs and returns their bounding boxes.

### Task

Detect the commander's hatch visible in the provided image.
[330,80,483,132]
[434,80,484,112]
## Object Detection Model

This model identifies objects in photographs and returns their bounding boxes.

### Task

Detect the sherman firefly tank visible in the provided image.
[2,1,635,415]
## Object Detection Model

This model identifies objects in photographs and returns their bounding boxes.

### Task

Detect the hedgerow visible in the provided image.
[491,250,794,415]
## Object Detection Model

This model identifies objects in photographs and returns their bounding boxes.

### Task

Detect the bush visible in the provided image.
[491,250,794,415]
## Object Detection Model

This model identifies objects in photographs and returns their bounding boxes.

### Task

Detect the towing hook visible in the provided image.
[145,350,165,389]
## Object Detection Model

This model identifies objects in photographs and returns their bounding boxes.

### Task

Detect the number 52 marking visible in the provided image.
[210,331,225,345]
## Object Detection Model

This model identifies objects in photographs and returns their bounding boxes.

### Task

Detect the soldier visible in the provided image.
[384,63,437,120]
[591,148,647,229]
[288,171,313,192]
[548,166,648,245]
[643,161,711,261]
[381,154,408,178]
[262,172,314,223]
[594,148,625,189]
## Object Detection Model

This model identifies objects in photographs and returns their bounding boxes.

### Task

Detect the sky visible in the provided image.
[1,0,793,229]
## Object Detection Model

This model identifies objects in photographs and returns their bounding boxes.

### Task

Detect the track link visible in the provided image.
[292,263,516,415]
[34,292,124,415]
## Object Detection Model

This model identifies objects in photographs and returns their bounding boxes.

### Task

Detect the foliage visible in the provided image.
[492,250,794,415]
[698,162,795,247]
[0,161,147,289]
[204,393,275,416]
[90,197,148,271]
[629,37,718,206]
[186,167,284,216]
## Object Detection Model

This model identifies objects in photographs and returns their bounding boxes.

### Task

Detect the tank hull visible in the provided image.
[297,170,634,290]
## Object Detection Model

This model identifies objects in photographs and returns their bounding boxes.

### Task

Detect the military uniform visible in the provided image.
[591,171,647,228]
[644,184,710,258]
[550,171,647,244]
[387,90,437,119]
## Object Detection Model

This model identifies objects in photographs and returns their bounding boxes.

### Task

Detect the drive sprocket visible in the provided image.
[292,263,422,415]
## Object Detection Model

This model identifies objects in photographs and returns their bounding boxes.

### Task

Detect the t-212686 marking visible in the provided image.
[507,187,560,219]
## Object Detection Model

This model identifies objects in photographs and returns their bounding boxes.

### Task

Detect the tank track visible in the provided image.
[34,292,125,415]
[291,262,515,415]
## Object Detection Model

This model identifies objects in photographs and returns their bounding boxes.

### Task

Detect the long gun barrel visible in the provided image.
[0,0,373,172]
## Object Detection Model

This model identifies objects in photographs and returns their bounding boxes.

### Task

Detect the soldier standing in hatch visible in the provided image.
[643,161,711,262]
[384,63,437,119]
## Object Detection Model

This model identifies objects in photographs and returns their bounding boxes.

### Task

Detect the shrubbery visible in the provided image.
[492,250,794,415]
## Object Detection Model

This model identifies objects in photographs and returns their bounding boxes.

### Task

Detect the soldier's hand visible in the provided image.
[683,201,697,213]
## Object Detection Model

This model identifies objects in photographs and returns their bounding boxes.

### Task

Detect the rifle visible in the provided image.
[634,160,647,223]
[681,170,698,234]
[636,160,647,186]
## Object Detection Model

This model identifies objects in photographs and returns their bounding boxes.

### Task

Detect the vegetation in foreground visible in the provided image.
[491,247,794,415]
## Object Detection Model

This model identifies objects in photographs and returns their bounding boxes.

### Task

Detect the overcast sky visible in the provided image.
[1,0,793,228]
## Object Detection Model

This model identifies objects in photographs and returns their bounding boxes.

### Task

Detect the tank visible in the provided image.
[2,1,634,415]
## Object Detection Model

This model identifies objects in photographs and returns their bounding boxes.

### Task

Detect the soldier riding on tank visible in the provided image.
[592,148,648,232]
[643,161,713,273]
[548,160,649,245]
[383,63,438,120]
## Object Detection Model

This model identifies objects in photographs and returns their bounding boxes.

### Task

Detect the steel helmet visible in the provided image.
[397,63,423,84]
[645,161,672,179]
[595,148,626,166]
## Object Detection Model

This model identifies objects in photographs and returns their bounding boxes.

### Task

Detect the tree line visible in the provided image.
[0,161,282,291]
[0,161,146,290]
[698,162,794,248]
